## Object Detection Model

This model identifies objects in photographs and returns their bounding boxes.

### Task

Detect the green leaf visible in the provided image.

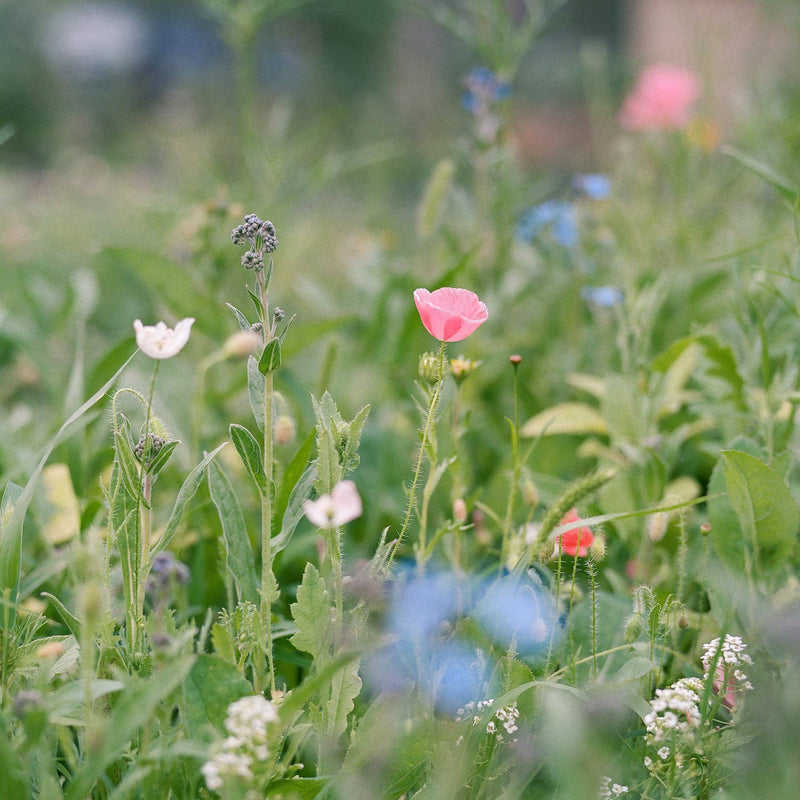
[64,657,194,800]
[152,443,227,557]
[722,449,799,563]
[273,464,317,553]
[0,351,137,597]
[147,439,180,478]
[113,426,142,500]
[207,460,259,605]
[290,563,330,660]
[265,778,328,799]
[230,423,267,495]
[0,717,29,800]
[720,145,797,203]
[183,654,253,740]
[258,338,282,373]
[248,355,265,432]
[342,404,370,475]
[325,658,361,740]
[520,402,607,438]
[40,592,82,640]
[226,302,251,332]
[273,429,315,539]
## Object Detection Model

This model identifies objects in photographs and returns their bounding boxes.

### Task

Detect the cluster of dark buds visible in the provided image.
[134,432,166,465]
[231,213,278,270]
[146,551,191,601]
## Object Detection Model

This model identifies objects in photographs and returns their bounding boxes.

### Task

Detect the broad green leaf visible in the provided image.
[152,443,226,557]
[722,449,799,563]
[265,778,328,799]
[325,658,361,740]
[290,563,330,660]
[520,402,607,438]
[183,654,252,740]
[248,355,265,431]
[207,460,259,605]
[40,592,81,640]
[273,465,317,553]
[258,338,282,373]
[114,426,142,500]
[230,423,267,495]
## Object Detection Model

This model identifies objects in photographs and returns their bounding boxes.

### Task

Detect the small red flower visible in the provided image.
[556,508,594,557]
[413,287,489,342]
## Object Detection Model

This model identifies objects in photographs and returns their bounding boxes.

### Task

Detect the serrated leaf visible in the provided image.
[520,402,607,438]
[290,563,330,660]
[230,424,267,495]
[152,443,227,557]
[722,449,799,563]
[258,338,282,373]
[325,658,361,740]
[342,404,370,474]
[314,426,342,497]
[183,654,252,740]
[207,460,259,605]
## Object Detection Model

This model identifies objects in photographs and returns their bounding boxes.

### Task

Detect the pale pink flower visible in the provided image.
[303,480,362,529]
[133,318,194,359]
[619,64,699,131]
[413,287,488,342]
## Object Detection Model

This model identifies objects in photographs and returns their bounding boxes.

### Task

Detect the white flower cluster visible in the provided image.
[455,699,520,743]
[598,776,630,797]
[643,676,704,767]
[201,695,279,792]
[701,635,754,696]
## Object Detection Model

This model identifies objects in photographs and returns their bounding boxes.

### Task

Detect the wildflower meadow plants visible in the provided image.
[6,5,800,798]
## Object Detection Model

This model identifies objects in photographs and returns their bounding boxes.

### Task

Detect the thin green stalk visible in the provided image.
[389,341,447,569]
[500,358,522,567]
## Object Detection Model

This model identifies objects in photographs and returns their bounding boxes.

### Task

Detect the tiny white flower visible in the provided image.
[303,479,362,529]
[658,746,670,760]
[133,317,194,359]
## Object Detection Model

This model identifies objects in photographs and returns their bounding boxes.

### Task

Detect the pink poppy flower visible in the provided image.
[619,64,699,131]
[303,480,362,529]
[556,508,594,557]
[413,287,489,342]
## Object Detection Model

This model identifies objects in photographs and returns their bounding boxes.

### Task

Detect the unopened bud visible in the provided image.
[36,641,66,661]
[509,354,522,366]
[624,614,643,642]
[453,498,468,523]
[224,330,261,358]
[273,415,296,446]
[700,522,711,536]
[419,352,440,383]
[648,512,668,542]
[590,535,606,561]
[678,614,689,629]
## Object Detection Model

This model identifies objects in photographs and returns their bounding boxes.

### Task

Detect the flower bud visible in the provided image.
[223,330,261,358]
[647,512,668,542]
[274,415,296,446]
[624,614,643,642]
[36,641,66,661]
[418,352,440,383]
[590,535,606,561]
[453,498,468,523]
[521,475,539,506]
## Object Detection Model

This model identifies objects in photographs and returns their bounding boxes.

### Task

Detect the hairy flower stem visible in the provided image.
[257,265,277,695]
[390,341,447,571]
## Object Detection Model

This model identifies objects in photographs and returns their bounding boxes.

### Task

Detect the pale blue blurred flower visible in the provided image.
[516,200,578,248]
[471,576,556,654]
[573,174,611,200]
[581,285,624,308]
[462,66,511,114]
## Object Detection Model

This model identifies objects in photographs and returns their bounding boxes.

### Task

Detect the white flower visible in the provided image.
[133,317,194,359]
[303,479,362,529]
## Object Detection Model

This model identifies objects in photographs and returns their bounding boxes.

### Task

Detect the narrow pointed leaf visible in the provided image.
[230,424,267,495]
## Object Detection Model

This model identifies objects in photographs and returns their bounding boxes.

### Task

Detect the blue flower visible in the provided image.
[462,66,511,114]
[516,200,578,248]
[573,173,611,200]
[581,285,624,308]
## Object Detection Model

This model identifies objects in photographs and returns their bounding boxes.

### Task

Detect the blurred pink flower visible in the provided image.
[414,287,488,342]
[619,64,699,131]
[303,480,362,529]
[556,508,594,557]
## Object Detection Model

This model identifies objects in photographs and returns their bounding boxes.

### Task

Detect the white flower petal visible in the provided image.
[303,480,362,528]
[133,317,194,359]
